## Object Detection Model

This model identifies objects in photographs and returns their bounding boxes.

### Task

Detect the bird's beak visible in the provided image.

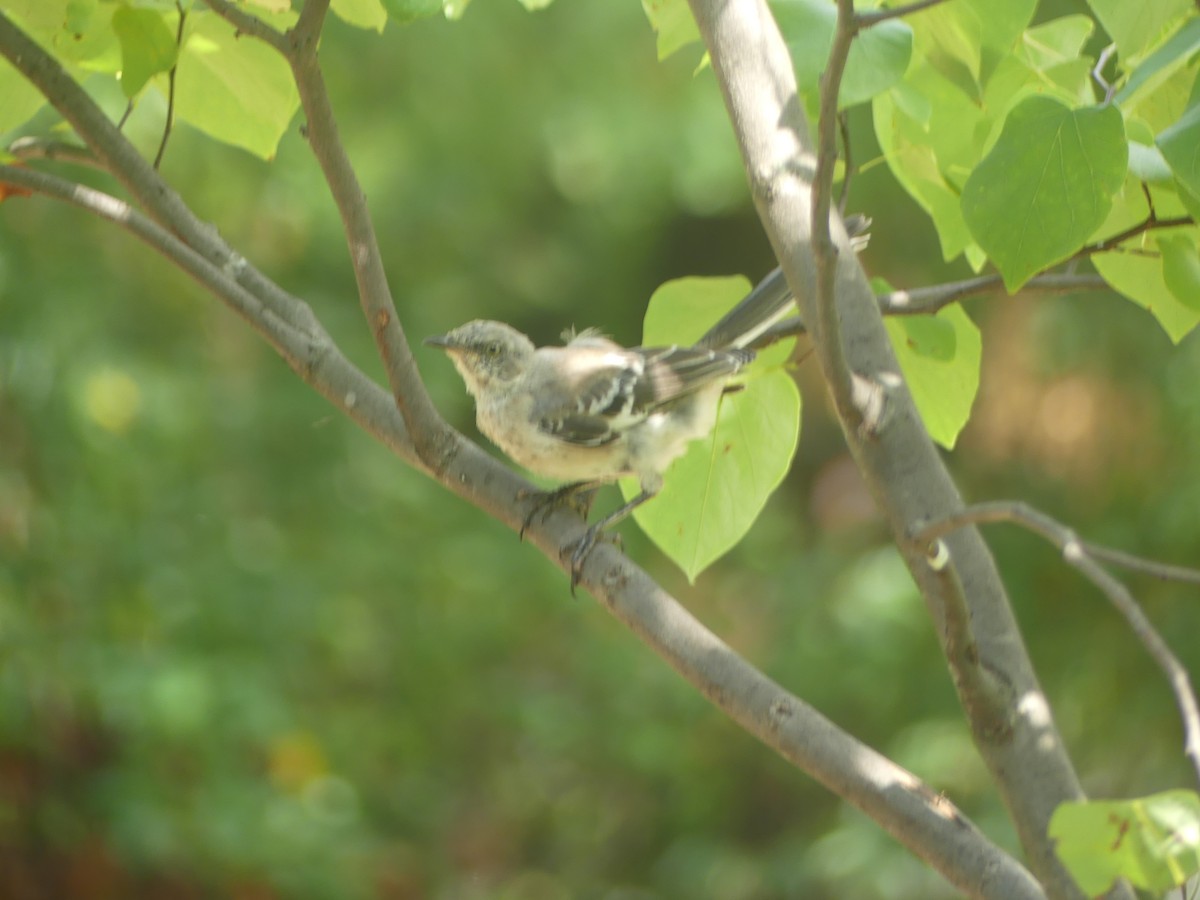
[423,334,454,350]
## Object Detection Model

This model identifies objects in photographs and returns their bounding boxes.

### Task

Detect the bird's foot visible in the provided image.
[517,482,599,540]
[562,525,622,596]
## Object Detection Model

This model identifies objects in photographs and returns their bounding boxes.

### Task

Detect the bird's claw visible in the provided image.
[562,526,622,596]
[517,483,598,541]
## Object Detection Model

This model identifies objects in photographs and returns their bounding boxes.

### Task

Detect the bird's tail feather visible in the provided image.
[697,214,870,350]
[695,266,794,350]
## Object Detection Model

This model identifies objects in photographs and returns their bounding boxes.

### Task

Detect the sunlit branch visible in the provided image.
[919,501,1200,788]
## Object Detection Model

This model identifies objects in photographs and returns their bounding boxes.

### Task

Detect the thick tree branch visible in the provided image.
[687,1,1109,897]
[921,502,1200,787]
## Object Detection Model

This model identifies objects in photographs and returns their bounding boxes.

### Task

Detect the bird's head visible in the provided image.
[424,320,536,396]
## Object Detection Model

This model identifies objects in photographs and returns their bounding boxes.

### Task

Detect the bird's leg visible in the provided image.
[564,489,656,595]
[517,480,602,540]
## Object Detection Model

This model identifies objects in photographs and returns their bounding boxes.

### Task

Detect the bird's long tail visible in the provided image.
[696,214,870,351]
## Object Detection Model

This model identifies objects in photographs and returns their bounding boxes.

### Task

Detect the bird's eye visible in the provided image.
[484,342,502,356]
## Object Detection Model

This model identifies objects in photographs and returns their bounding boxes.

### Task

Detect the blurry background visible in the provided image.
[2,1,1200,898]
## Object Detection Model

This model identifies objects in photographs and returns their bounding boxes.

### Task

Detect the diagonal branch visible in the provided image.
[919,501,1200,787]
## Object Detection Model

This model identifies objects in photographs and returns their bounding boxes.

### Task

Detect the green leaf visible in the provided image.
[884,305,980,449]
[0,66,50,135]
[640,0,701,62]
[1050,791,1200,896]
[1092,177,1200,341]
[1160,234,1200,310]
[1016,15,1094,70]
[1087,0,1192,64]
[1115,17,1200,108]
[626,276,801,581]
[382,0,444,23]
[174,11,299,159]
[1158,100,1200,199]
[112,6,178,98]
[1128,140,1175,182]
[842,18,912,108]
[332,0,388,31]
[771,0,911,107]
[961,96,1128,290]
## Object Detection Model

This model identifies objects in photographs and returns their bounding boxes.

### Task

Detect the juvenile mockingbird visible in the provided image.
[425,266,795,590]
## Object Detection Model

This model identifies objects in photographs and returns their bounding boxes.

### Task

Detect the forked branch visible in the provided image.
[920,502,1200,787]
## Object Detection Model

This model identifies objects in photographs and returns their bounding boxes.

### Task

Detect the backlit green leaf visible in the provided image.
[884,304,980,449]
[174,11,299,159]
[640,0,701,62]
[1051,791,1200,896]
[626,276,800,581]
[112,6,178,98]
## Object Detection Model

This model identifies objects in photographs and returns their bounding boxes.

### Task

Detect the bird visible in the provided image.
[424,265,799,592]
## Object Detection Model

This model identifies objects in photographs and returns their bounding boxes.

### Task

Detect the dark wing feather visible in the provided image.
[534,341,753,446]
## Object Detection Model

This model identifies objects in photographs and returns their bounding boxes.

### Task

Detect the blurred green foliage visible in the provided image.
[2,1,1200,898]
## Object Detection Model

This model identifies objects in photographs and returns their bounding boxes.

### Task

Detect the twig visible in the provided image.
[7,137,101,168]
[836,110,852,215]
[1079,212,1193,258]
[153,1,187,169]
[810,0,858,423]
[856,0,951,29]
[919,501,1200,788]
[200,0,288,52]
[750,272,1109,346]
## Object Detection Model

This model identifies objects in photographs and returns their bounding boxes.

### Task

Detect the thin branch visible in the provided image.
[856,0,952,29]
[836,110,852,215]
[926,543,1015,734]
[1079,212,1194,258]
[750,272,1109,346]
[200,0,288,52]
[919,502,1200,788]
[810,0,858,425]
[7,137,101,168]
[153,1,187,170]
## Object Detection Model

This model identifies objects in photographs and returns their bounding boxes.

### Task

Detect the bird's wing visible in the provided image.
[530,338,751,447]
